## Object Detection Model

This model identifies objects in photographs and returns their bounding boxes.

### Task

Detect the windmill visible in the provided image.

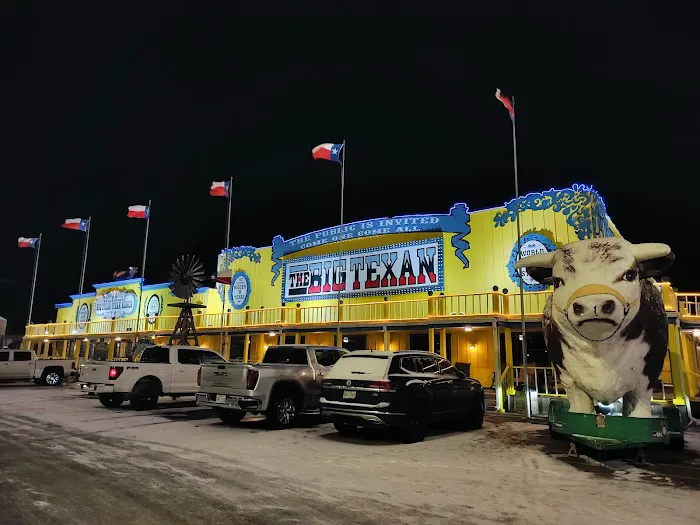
[167,254,206,346]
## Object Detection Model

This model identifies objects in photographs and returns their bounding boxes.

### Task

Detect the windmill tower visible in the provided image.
[167,254,206,346]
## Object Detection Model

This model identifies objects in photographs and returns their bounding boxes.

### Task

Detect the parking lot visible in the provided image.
[1,384,699,525]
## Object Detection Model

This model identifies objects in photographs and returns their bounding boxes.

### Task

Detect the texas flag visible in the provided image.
[62,218,89,231]
[127,205,149,219]
[312,143,343,163]
[495,88,515,122]
[18,237,39,249]
[210,181,230,198]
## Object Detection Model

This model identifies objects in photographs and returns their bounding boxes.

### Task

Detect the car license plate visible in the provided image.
[342,390,356,400]
[215,394,227,404]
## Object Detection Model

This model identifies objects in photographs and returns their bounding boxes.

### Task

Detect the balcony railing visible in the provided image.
[677,293,700,318]
[25,287,700,338]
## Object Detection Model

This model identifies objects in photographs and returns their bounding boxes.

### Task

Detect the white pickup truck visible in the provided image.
[79,345,226,410]
[0,348,75,386]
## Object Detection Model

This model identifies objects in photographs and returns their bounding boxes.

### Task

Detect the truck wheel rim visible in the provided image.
[46,373,60,385]
[278,398,295,425]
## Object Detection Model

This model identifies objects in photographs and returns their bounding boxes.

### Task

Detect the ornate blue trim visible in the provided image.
[228,270,252,310]
[506,233,558,292]
[271,203,470,285]
[493,184,613,240]
[217,246,261,302]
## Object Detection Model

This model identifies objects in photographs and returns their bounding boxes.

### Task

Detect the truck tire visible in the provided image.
[130,381,159,411]
[41,369,64,387]
[266,392,299,429]
[215,407,246,425]
[98,393,125,408]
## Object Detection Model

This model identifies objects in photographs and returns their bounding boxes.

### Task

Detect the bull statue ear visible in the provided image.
[514,251,556,284]
[631,243,674,278]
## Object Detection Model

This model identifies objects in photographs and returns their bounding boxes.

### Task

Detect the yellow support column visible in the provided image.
[504,328,515,396]
[492,321,504,412]
[679,331,698,399]
[668,321,687,406]
[439,328,447,359]
[107,339,116,361]
[84,339,91,360]
[428,327,435,354]
[74,339,82,369]
[243,334,250,363]
[294,333,301,344]
[383,327,390,351]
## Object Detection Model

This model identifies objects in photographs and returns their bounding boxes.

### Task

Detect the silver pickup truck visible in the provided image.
[197,345,346,428]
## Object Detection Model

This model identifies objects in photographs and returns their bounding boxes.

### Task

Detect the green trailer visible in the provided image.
[548,399,684,457]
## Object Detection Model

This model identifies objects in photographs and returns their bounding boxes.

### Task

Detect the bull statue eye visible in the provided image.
[552,277,564,289]
[623,269,637,282]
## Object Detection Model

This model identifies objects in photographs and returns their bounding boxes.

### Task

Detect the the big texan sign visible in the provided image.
[282,238,444,302]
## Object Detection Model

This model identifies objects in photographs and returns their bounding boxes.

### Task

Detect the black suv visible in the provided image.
[320,350,485,443]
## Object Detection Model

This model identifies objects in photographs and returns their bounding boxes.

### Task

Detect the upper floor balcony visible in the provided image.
[25,284,695,338]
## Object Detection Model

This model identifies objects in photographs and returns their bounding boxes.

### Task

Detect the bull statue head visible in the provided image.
[515,239,673,342]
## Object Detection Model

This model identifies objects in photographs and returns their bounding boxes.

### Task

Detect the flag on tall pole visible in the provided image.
[312,141,346,346]
[62,218,89,231]
[63,217,92,335]
[495,88,515,122]
[19,233,42,325]
[18,237,39,249]
[130,202,152,338]
[210,181,230,198]
[495,88,531,418]
[216,178,234,355]
[127,205,150,219]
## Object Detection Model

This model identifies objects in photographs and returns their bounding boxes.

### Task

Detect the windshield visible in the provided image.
[262,346,308,365]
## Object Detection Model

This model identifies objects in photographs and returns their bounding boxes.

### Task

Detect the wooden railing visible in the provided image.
[27,287,700,338]
[677,293,700,318]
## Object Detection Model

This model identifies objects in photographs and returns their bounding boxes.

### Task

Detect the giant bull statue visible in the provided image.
[515,238,674,417]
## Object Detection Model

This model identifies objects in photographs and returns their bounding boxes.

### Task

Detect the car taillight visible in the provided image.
[246,369,259,390]
[108,366,123,380]
[369,380,393,392]
[197,367,201,387]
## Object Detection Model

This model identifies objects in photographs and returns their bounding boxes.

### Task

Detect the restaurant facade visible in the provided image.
[24,184,700,414]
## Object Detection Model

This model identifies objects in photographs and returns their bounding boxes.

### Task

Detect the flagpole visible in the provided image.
[220,177,234,355]
[336,141,346,346]
[135,201,151,341]
[27,233,42,326]
[511,96,532,418]
[76,218,91,335]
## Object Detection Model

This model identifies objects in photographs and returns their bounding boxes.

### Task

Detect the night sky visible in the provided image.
[3,5,698,333]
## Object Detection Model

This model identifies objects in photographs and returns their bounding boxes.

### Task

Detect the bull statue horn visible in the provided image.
[630,243,671,262]
[514,251,556,270]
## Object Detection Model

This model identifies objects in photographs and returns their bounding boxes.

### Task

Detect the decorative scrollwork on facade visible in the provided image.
[493,184,613,240]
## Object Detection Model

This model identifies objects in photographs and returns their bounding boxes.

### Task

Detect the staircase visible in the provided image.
[484,388,498,411]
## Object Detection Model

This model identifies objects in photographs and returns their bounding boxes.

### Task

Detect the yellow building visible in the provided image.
[24,184,700,415]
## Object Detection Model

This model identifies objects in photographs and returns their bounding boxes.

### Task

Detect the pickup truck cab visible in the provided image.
[197,345,346,428]
[79,345,225,410]
[0,349,75,386]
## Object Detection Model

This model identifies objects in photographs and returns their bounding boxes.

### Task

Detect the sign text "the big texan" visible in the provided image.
[282,238,444,302]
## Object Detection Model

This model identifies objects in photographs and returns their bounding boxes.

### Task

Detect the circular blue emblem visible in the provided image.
[228,271,252,310]
[507,233,557,292]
